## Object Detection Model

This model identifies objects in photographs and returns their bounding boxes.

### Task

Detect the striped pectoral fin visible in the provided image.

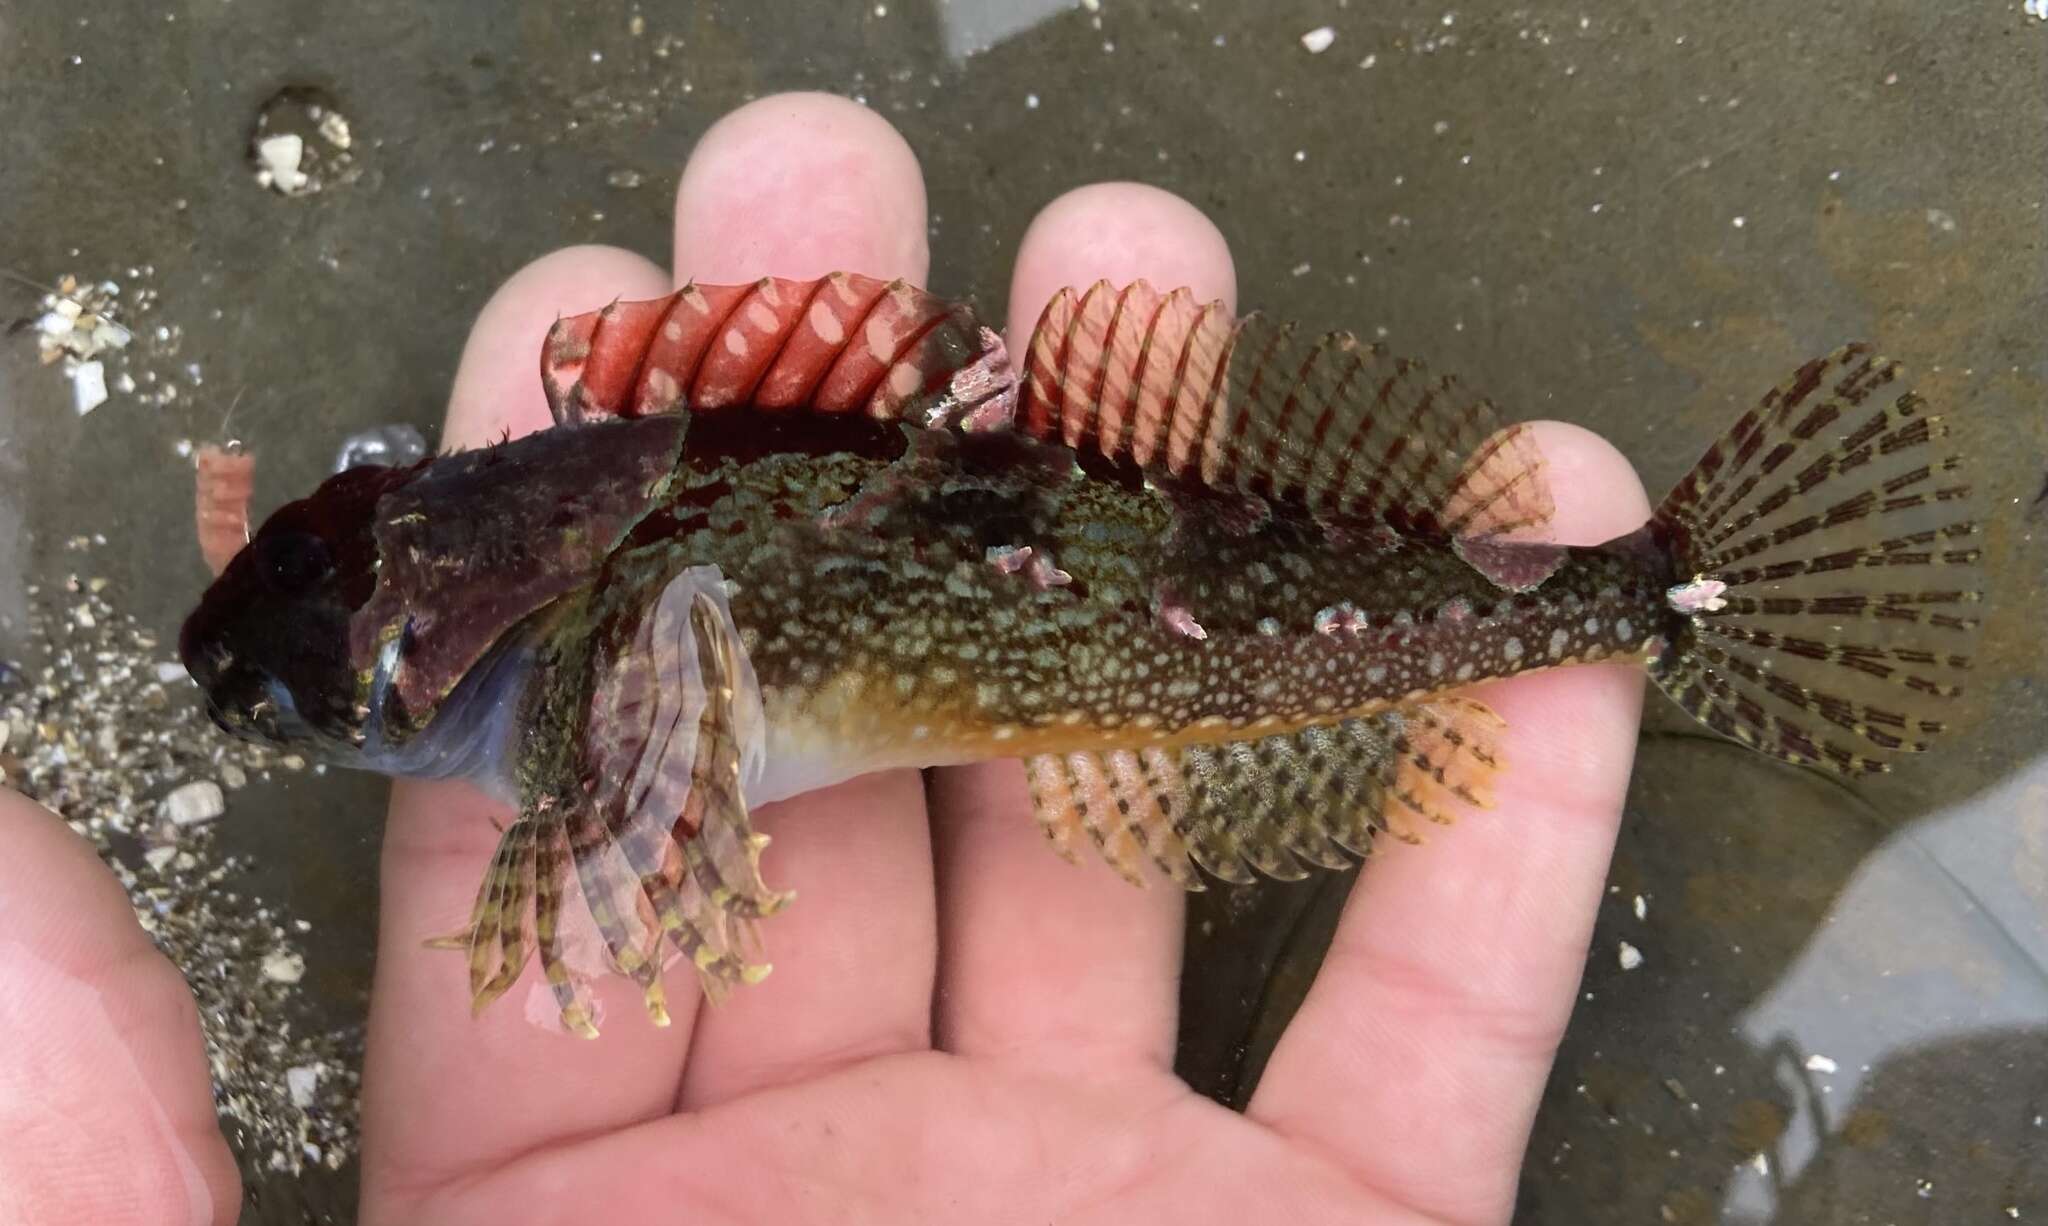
[434,808,600,1039]
[442,568,793,1038]
[422,800,623,1038]
[1018,280,1553,539]
[443,566,787,1039]
[1022,698,1506,888]
[454,813,539,1012]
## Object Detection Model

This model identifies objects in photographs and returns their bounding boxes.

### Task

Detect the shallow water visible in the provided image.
[1,1,2042,1221]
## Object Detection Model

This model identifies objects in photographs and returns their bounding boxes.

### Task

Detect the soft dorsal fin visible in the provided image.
[1020,280,1552,539]
[1024,698,1505,888]
[540,273,995,430]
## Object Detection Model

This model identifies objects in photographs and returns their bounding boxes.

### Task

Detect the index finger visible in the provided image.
[362,243,681,1208]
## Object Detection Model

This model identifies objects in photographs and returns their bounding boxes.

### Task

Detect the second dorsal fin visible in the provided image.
[1020,280,1553,539]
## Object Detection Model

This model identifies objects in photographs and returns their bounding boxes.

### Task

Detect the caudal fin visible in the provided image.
[1648,344,1984,773]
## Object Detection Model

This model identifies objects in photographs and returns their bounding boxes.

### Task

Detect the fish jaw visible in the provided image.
[353,633,536,804]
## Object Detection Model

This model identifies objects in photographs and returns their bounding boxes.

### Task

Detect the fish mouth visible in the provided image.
[196,666,325,752]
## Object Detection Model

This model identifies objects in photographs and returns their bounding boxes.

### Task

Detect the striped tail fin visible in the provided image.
[1648,343,1985,774]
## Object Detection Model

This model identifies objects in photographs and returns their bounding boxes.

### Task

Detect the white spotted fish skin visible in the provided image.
[627,436,1672,790]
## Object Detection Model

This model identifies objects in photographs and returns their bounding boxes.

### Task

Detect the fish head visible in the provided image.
[181,416,690,767]
[180,462,414,755]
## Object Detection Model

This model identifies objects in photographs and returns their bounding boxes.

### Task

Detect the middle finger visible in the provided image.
[930,182,1237,1070]
[672,92,942,1109]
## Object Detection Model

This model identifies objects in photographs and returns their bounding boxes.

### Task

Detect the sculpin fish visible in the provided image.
[178,274,1986,1037]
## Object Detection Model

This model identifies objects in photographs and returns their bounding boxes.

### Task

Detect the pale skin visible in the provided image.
[0,93,1650,1226]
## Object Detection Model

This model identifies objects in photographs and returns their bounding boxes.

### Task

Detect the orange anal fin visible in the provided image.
[1021,699,1508,888]
[1382,697,1506,840]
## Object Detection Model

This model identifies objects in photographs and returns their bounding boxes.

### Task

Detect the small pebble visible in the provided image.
[1804,1053,1838,1074]
[261,951,306,984]
[1617,941,1644,970]
[164,780,225,826]
[1301,26,1337,53]
[71,360,108,415]
[333,423,426,473]
[286,1064,321,1108]
[255,134,308,194]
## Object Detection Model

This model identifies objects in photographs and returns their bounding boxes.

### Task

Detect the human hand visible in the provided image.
[358,93,1651,1225]
[0,787,240,1225]
[0,90,1650,1226]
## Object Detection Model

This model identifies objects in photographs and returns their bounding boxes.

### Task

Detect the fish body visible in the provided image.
[178,274,1985,1036]
[551,430,1662,795]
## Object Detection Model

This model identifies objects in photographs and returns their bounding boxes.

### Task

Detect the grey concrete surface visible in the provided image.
[2,1,2042,1222]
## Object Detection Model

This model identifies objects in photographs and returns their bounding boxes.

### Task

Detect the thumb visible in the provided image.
[0,790,241,1226]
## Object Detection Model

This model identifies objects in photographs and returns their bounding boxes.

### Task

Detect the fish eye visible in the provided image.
[256,530,333,594]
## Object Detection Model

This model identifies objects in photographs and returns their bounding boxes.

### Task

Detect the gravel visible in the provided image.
[0,538,362,1184]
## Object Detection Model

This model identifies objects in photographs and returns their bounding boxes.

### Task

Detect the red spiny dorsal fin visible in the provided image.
[1018,280,1553,540]
[540,274,999,437]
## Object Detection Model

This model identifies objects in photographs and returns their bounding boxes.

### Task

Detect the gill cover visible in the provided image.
[347,414,688,728]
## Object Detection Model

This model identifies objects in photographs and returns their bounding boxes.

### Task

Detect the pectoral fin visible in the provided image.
[443,566,789,1037]
[573,566,789,1025]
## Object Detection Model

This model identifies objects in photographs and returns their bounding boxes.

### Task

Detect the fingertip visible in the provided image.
[1520,419,1653,546]
[1006,182,1236,347]
[1475,419,1650,806]
[1476,422,1650,823]
[674,91,929,284]
[444,244,669,450]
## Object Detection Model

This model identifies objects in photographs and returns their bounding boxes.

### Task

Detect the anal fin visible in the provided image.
[1025,750,1202,889]
[1023,699,1506,888]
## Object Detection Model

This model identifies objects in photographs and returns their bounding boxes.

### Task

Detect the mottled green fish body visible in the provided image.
[179,275,1984,1036]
